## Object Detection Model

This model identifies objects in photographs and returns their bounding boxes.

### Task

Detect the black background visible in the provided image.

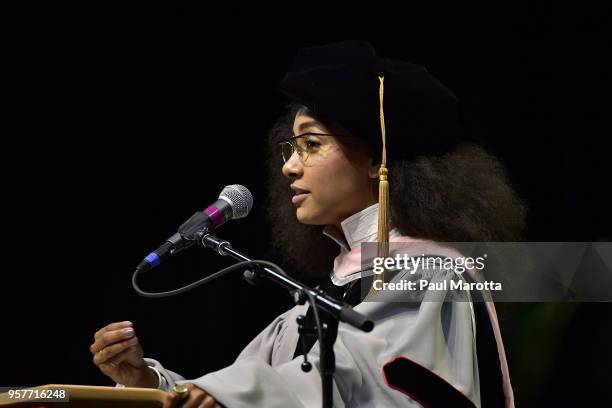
[2,2,611,406]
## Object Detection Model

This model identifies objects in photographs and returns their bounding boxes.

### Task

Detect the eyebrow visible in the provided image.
[297,120,321,132]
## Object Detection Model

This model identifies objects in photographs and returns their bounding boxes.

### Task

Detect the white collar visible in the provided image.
[322,203,400,252]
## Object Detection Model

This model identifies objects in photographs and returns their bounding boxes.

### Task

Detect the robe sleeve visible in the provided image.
[175,267,480,408]
[140,306,297,393]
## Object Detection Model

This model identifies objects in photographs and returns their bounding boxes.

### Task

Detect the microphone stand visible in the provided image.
[196,231,374,408]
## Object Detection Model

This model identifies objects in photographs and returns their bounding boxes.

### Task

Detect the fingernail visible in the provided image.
[123,327,134,335]
[123,321,133,326]
[127,337,138,345]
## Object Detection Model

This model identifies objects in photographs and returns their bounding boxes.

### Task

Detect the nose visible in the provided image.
[282,151,304,179]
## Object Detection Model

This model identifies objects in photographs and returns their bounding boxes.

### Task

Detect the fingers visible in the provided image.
[197,394,219,408]
[105,344,141,366]
[90,323,136,354]
[180,384,206,408]
[162,393,220,408]
[163,392,179,408]
[162,384,219,408]
[92,336,140,366]
[94,321,133,340]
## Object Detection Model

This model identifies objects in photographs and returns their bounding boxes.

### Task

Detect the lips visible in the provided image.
[291,192,309,205]
[290,185,310,206]
[290,185,310,195]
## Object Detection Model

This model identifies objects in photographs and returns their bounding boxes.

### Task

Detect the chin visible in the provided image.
[295,207,326,225]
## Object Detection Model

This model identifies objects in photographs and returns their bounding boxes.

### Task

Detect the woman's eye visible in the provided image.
[305,140,320,150]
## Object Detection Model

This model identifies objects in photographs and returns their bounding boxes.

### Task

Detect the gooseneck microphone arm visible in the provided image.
[197,232,374,332]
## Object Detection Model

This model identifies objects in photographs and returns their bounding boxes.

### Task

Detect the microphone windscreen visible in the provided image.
[220,184,253,219]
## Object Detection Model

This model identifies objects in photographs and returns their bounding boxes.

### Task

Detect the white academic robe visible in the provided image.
[137,204,514,407]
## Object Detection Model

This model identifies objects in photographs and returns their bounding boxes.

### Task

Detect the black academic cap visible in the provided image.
[275,40,467,161]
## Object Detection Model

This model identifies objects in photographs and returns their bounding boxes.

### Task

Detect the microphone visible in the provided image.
[136,184,253,273]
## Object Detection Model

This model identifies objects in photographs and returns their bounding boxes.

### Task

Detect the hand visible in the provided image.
[90,321,158,388]
[163,383,222,408]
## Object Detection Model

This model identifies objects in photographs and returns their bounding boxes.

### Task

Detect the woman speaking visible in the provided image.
[89,40,526,407]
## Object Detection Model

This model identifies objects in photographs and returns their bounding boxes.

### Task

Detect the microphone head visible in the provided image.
[219,184,253,219]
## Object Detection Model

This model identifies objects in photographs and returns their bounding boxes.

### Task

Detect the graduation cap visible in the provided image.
[275,40,468,269]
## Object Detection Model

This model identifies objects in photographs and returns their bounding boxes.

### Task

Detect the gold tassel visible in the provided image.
[369,75,390,297]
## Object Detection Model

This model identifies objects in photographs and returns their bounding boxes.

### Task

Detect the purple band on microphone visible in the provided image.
[204,205,224,227]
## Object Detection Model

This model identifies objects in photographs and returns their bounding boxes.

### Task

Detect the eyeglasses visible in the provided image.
[278,133,354,164]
